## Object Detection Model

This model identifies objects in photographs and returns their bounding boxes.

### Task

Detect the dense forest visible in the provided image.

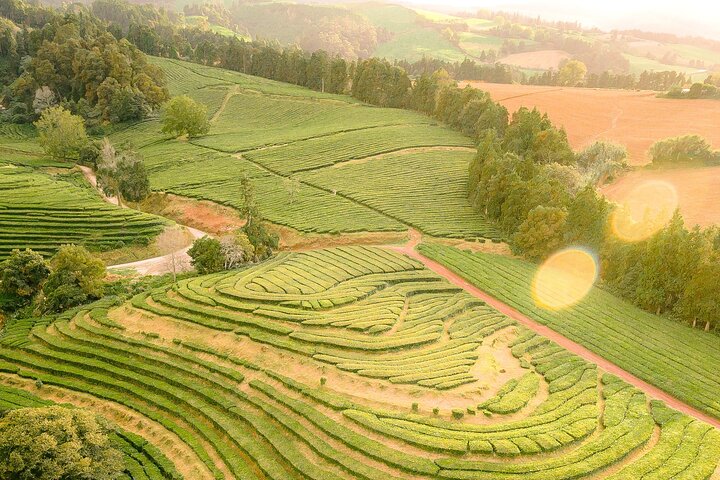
[0,0,168,126]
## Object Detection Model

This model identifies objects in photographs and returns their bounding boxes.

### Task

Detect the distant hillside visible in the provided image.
[215,1,720,80]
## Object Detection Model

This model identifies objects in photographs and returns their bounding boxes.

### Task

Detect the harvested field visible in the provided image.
[462,82,720,165]
[498,50,571,69]
[601,165,720,228]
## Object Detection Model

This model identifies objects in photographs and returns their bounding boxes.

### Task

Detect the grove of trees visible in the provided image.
[0,245,106,314]
[649,135,719,166]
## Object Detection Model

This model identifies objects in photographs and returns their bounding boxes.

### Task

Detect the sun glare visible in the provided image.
[532,248,599,310]
[610,180,678,243]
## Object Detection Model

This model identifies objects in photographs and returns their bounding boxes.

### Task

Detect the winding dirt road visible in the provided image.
[107,226,206,275]
[391,229,720,430]
[78,165,209,275]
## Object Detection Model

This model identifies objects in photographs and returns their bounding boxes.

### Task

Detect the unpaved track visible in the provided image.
[390,229,720,430]
[78,165,210,275]
[107,226,206,275]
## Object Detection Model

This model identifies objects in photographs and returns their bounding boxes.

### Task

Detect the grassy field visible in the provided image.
[418,243,720,420]
[623,53,707,79]
[0,246,717,478]
[0,165,168,260]
[108,58,497,239]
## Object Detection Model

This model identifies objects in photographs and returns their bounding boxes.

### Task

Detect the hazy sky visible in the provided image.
[402,0,720,40]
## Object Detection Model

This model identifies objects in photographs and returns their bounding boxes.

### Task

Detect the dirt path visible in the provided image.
[210,85,240,123]
[107,226,206,275]
[78,165,120,206]
[390,229,720,430]
[78,165,211,275]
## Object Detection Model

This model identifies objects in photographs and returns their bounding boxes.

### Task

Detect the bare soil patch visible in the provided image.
[137,193,245,235]
[460,82,720,166]
[499,50,571,70]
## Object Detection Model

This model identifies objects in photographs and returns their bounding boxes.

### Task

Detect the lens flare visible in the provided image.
[610,180,678,243]
[532,248,598,311]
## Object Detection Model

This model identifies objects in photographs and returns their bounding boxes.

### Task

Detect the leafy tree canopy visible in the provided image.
[0,249,49,301]
[0,406,124,480]
[161,95,210,138]
[44,245,105,313]
[34,106,89,160]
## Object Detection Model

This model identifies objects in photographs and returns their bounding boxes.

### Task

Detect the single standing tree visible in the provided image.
[187,236,224,274]
[219,231,255,269]
[161,95,210,138]
[0,406,124,480]
[283,177,301,205]
[43,245,106,313]
[558,60,587,86]
[156,228,190,284]
[0,249,50,303]
[34,106,89,160]
[116,151,151,202]
[97,139,151,205]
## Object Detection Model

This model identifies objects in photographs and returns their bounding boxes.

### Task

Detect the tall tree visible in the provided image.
[0,249,49,304]
[43,245,105,313]
[34,106,88,160]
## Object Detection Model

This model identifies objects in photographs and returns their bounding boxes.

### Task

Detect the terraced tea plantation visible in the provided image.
[1,246,718,479]
[0,165,168,259]
[109,58,499,240]
[418,243,720,420]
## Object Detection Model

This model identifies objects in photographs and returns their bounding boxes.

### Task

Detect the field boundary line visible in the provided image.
[496,87,565,101]
[390,231,720,430]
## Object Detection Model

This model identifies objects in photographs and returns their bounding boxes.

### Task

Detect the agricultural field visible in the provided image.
[417,243,720,421]
[111,58,498,239]
[499,50,571,70]
[350,3,468,62]
[1,246,718,478]
[0,166,168,260]
[463,81,720,165]
[601,165,720,228]
[299,149,502,239]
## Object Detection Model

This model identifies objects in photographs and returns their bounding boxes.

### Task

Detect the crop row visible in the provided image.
[244,123,472,174]
[300,150,502,240]
[0,167,167,259]
[417,243,720,419]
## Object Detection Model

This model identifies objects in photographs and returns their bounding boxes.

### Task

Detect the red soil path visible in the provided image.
[390,230,720,430]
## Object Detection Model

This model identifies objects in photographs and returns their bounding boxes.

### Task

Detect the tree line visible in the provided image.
[458,94,720,331]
